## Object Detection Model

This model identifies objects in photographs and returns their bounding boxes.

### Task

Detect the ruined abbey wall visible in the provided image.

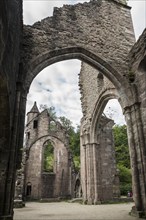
[97,116,120,200]
[79,62,116,119]
[0,0,146,218]
[24,103,74,200]
[22,0,135,94]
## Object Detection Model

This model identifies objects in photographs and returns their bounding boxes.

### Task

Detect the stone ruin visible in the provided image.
[21,102,76,201]
[1,0,146,218]
[14,103,120,204]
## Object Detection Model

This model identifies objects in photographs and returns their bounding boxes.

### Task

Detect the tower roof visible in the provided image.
[28,101,39,114]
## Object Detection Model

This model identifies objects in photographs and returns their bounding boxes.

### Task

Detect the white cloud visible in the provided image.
[26,60,82,128]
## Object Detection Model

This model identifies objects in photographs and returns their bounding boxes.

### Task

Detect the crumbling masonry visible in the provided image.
[15,103,119,202]
[24,102,75,200]
[0,0,146,219]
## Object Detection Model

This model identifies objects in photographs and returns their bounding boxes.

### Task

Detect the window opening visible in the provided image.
[43,141,54,172]
[33,120,38,129]
[26,182,32,196]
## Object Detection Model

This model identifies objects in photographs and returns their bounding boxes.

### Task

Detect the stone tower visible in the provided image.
[27,101,39,124]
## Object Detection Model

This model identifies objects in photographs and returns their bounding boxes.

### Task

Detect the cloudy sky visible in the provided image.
[23,0,146,128]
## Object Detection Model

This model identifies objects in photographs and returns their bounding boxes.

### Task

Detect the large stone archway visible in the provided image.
[0,0,146,219]
[22,0,135,90]
[21,0,146,216]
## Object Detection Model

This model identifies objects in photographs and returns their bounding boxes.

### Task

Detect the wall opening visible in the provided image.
[33,120,38,129]
[103,99,132,198]
[26,182,32,196]
[43,140,54,173]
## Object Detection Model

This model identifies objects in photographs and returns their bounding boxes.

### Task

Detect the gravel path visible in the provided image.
[14,202,139,220]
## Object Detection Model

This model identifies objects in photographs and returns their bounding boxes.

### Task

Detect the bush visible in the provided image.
[117,164,132,195]
[74,156,80,172]
[120,183,132,196]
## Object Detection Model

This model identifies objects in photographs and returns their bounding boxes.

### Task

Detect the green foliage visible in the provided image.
[69,125,80,157]
[59,116,74,132]
[44,142,54,172]
[113,125,132,195]
[73,156,80,172]
[117,164,132,183]
[116,149,132,195]
[59,116,80,170]
[59,117,80,171]
[120,183,132,196]
[113,125,130,168]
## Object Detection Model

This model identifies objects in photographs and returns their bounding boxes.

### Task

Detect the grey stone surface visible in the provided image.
[22,0,135,93]
[21,104,119,202]
[0,0,22,219]
[23,103,76,200]
[1,0,146,219]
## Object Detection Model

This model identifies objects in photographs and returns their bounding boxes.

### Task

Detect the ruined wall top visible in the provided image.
[22,0,135,91]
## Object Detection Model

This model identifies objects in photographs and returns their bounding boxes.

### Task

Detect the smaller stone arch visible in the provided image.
[80,81,122,204]
[90,88,119,142]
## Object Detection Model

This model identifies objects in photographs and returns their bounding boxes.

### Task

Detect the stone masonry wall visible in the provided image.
[24,105,72,200]
[79,62,115,119]
[0,0,22,218]
[128,29,146,136]
[97,117,119,201]
[0,0,146,218]
[22,0,135,92]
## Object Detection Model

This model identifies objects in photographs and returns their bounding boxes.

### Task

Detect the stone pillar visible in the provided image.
[92,142,100,204]
[124,103,146,216]
[82,144,87,202]
[86,143,91,204]
[0,83,24,219]
[81,130,95,204]
[14,149,26,208]
[86,142,96,204]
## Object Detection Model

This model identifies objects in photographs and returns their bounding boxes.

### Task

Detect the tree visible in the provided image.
[59,116,74,132]
[117,164,132,195]
[59,117,80,171]
[113,125,132,195]
[44,141,54,172]
[113,125,130,168]
[69,125,80,157]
